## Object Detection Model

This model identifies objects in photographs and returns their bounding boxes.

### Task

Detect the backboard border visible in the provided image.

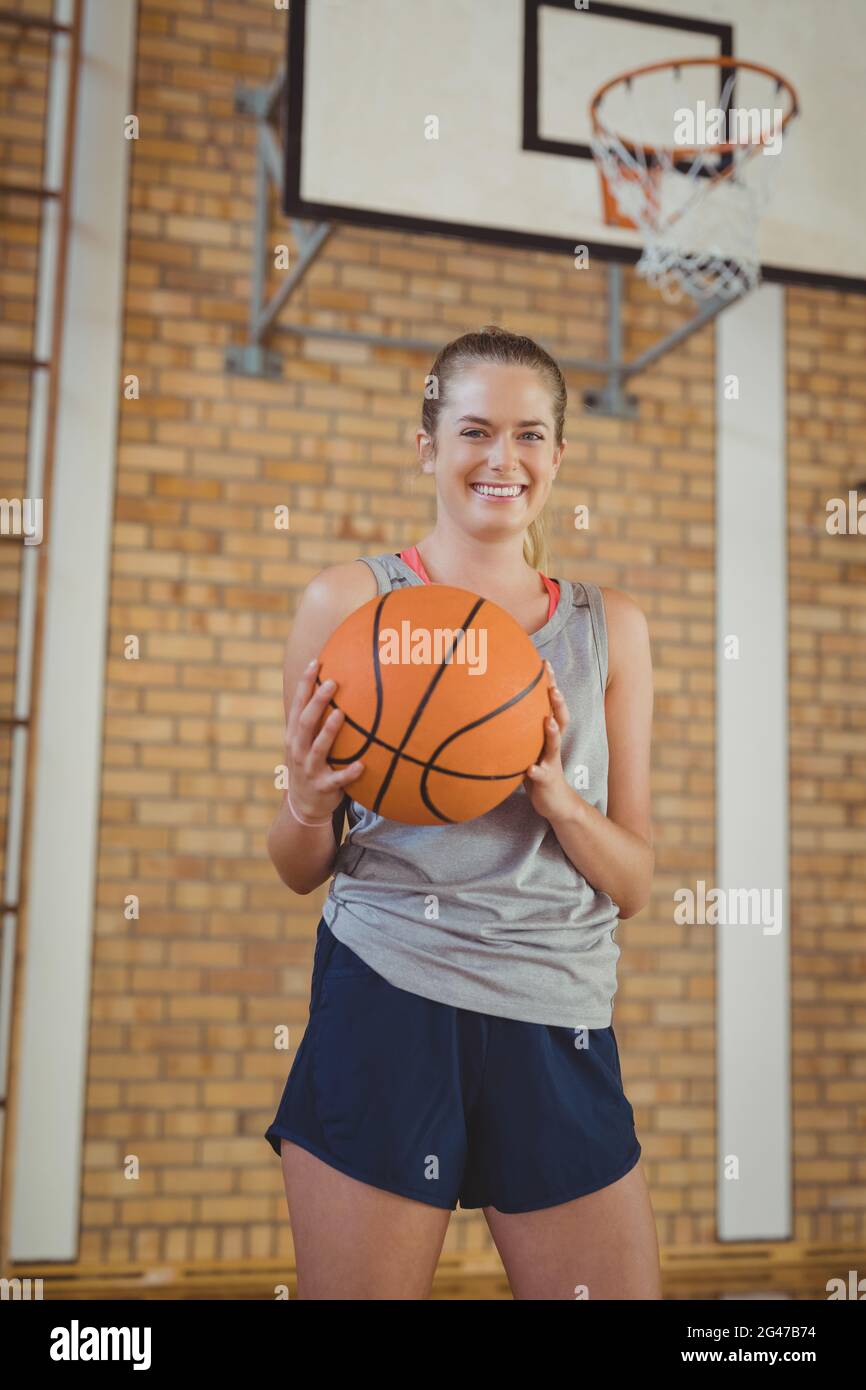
[522,0,734,163]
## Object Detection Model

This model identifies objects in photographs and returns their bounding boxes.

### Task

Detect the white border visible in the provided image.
[11,0,138,1260]
[716,284,791,1240]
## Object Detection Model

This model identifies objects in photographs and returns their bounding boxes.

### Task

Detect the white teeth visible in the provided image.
[471,483,525,497]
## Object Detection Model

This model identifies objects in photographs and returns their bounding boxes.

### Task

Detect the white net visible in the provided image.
[590,63,796,304]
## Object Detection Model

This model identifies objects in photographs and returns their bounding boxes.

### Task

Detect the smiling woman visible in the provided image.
[417,326,567,578]
[265,322,659,1300]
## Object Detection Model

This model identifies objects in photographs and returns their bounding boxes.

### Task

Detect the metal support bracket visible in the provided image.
[229,71,740,406]
[583,264,734,417]
[226,68,334,378]
[224,342,283,378]
[583,265,638,418]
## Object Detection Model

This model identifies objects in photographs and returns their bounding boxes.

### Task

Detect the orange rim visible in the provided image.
[589,55,800,164]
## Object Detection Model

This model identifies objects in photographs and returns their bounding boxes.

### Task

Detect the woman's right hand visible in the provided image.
[284,657,364,822]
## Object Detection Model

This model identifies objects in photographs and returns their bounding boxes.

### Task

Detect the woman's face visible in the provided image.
[418,363,564,544]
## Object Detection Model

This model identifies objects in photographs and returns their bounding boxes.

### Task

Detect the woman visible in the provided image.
[265,325,660,1300]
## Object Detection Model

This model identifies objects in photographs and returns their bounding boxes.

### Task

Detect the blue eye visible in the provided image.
[461,429,544,440]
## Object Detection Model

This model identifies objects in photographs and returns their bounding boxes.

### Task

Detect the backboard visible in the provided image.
[284,0,866,294]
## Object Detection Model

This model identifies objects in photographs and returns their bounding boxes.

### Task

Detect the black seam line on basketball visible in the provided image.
[314,594,389,760]
[322,648,547,783]
[372,596,487,813]
[325,698,534,780]
[318,599,524,777]
[419,661,547,821]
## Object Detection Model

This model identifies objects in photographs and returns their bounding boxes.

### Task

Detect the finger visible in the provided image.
[297,675,338,739]
[545,656,569,705]
[291,681,338,767]
[299,708,365,789]
[539,715,561,764]
[307,705,348,767]
[288,657,321,727]
[313,759,364,793]
[544,657,566,703]
[526,717,558,776]
[548,685,570,727]
[333,760,364,784]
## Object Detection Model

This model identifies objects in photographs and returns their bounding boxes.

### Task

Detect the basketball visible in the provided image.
[316,584,552,825]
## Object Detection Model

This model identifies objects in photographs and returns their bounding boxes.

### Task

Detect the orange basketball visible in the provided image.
[317,584,551,825]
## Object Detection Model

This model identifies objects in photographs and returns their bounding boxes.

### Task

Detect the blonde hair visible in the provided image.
[524,511,550,575]
[421,324,564,576]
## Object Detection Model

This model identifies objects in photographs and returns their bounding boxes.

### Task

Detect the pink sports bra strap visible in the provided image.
[398,545,560,623]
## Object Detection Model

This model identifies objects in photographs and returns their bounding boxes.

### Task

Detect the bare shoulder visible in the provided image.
[599,585,648,630]
[599,586,651,689]
[282,559,379,712]
[301,559,379,624]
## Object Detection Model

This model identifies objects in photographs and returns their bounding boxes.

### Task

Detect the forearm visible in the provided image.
[267,794,340,895]
[547,788,654,919]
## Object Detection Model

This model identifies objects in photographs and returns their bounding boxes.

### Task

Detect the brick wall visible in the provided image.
[0,0,50,900]
[3,0,864,1269]
[786,290,866,1240]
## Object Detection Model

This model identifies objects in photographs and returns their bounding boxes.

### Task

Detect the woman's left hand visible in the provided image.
[523,659,576,823]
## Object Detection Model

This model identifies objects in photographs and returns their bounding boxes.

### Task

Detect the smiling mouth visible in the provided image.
[469,482,529,499]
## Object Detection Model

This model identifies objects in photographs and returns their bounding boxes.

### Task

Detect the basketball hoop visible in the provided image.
[589,56,800,303]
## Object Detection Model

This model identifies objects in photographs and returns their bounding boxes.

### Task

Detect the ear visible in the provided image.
[552,439,566,478]
[416,429,435,473]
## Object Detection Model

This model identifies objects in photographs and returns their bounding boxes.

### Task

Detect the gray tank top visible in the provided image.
[321,551,621,1028]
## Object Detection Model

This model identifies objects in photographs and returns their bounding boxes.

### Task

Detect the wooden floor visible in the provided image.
[19,1260,853,1300]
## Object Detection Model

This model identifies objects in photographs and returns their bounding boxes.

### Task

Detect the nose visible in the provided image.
[487,435,520,470]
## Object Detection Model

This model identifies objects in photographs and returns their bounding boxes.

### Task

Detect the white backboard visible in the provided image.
[284,0,866,293]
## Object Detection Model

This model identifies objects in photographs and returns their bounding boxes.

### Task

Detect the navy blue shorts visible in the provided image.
[265,919,641,1215]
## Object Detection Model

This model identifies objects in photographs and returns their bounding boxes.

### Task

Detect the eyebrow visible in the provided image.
[456,415,548,429]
